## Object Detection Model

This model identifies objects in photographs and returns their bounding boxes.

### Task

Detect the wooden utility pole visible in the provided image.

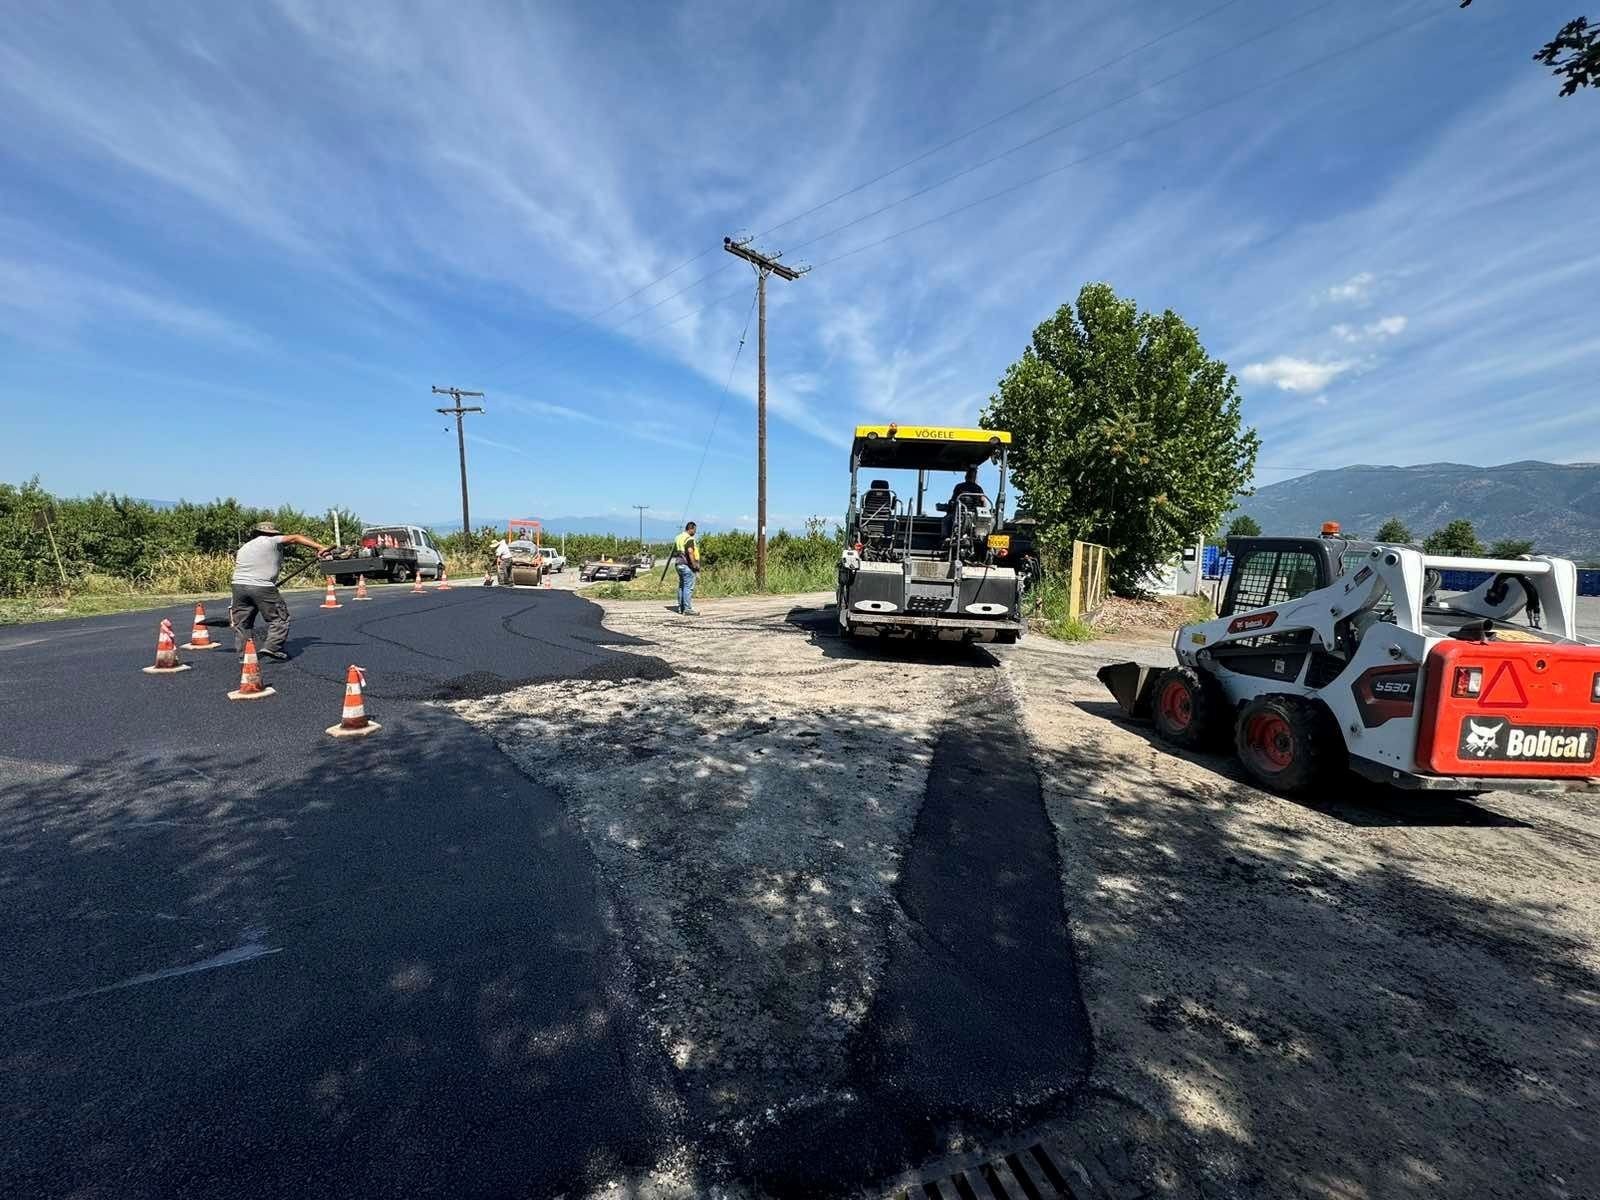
[723,236,806,590]
[432,386,485,537]
[632,504,650,551]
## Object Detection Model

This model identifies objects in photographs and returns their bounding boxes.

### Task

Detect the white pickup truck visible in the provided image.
[535,546,567,573]
[324,524,446,584]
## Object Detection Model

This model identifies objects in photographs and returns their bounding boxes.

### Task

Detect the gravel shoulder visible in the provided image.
[1005,634,1600,1200]
[452,592,1090,1194]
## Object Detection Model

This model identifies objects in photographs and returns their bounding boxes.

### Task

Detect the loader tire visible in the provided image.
[1150,666,1225,751]
[1234,695,1340,797]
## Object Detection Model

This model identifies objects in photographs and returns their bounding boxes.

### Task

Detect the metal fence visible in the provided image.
[1067,539,1112,622]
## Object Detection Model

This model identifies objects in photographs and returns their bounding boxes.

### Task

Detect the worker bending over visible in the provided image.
[230,521,328,660]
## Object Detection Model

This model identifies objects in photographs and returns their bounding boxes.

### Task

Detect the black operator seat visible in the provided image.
[860,480,898,548]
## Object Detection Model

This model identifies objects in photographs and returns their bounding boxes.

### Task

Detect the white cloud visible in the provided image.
[1331,314,1407,343]
[1325,272,1376,303]
[1240,357,1357,394]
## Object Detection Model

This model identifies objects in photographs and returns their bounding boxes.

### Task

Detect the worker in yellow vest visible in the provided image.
[672,521,701,616]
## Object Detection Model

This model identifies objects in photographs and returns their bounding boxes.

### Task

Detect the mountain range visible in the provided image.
[430,514,693,539]
[1233,461,1600,557]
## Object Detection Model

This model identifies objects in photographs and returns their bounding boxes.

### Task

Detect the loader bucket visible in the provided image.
[1097,661,1159,719]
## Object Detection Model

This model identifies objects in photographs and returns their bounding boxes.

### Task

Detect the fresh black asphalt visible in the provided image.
[0,587,1090,1198]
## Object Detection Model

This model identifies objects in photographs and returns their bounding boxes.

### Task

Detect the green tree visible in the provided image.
[982,282,1259,592]
[1423,519,1484,557]
[1488,538,1536,559]
[1374,517,1412,543]
[1460,4,1597,97]
[1226,514,1262,538]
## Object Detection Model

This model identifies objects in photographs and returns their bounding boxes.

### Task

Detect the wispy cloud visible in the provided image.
[1240,357,1358,394]
[1325,272,1377,304]
[1332,315,1408,343]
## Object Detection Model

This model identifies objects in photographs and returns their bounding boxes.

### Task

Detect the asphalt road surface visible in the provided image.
[0,584,679,1198]
[0,583,1089,1199]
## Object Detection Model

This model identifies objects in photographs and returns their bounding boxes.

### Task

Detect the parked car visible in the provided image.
[580,556,639,582]
[536,546,567,573]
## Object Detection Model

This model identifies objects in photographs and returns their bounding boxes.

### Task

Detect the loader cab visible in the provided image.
[1219,536,1344,618]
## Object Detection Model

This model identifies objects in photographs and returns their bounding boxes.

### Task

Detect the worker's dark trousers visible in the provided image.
[230,584,291,655]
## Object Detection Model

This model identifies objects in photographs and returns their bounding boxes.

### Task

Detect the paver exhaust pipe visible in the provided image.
[1098,661,1157,718]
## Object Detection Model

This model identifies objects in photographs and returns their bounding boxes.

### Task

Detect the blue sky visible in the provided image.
[3,0,1596,532]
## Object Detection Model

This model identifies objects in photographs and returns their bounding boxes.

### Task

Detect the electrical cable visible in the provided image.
[755,0,1251,242]
[474,0,1251,379]
[788,0,1338,257]
[679,284,761,525]
[809,6,1444,271]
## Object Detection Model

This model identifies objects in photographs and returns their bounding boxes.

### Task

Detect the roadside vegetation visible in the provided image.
[589,523,840,601]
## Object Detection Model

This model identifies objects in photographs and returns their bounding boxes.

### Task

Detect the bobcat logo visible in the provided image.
[1464,720,1502,758]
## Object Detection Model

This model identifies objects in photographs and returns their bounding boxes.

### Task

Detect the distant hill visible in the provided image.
[1233,461,1600,558]
[430,514,694,539]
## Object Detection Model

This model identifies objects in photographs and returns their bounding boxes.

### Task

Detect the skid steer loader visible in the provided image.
[1100,527,1600,796]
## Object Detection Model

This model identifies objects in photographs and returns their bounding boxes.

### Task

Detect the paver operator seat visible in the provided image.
[860,479,898,558]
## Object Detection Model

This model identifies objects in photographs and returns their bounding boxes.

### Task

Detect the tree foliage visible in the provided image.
[1226,514,1263,538]
[1461,3,1597,96]
[1374,517,1413,543]
[1488,537,1536,558]
[981,283,1259,592]
[1423,519,1484,557]
[0,478,355,596]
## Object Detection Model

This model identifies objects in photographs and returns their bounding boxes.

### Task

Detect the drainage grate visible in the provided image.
[881,1133,1147,1200]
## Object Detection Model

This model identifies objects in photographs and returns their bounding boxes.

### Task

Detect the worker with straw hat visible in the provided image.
[230,520,328,661]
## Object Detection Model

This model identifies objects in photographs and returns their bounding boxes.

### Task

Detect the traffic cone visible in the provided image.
[352,575,372,601]
[142,618,191,674]
[410,573,425,595]
[228,639,276,701]
[182,603,218,650]
[326,665,380,738]
[542,571,552,589]
[320,578,342,609]
[435,565,453,591]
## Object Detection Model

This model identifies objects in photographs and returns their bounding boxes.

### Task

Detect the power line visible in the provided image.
[788,0,1337,257]
[756,0,1251,243]
[475,0,1251,381]
[680,285,760,526]
[809,6,1444,272]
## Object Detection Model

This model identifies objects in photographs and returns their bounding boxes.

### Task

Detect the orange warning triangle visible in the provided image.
[1479,660,1529,709]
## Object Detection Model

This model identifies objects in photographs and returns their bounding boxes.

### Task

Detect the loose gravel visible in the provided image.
[451,596,1005,1182]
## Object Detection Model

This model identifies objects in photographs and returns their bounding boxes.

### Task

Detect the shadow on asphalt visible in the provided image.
[783,603,1003,668]
[732,678,1091,1195]
[1072,699,1532,829]
[0,717,681,1199]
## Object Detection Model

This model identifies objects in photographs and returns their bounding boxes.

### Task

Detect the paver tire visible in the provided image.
[1234,695,1340,797]
[1150,665,1225,750]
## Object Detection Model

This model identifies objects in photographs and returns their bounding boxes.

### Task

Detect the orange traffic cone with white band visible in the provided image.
[435,566,452,591]
[182,603,217,650]
[352,575,371,601]
[326,665,380,738]
[142,618,191,674]
[228,639,276,701]
[410,573,425,595]
[320,578,342,609]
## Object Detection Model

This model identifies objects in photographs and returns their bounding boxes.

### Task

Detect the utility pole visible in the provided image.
[432,386,485,538]
[723,236,806,590]
[632,504,650,552]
